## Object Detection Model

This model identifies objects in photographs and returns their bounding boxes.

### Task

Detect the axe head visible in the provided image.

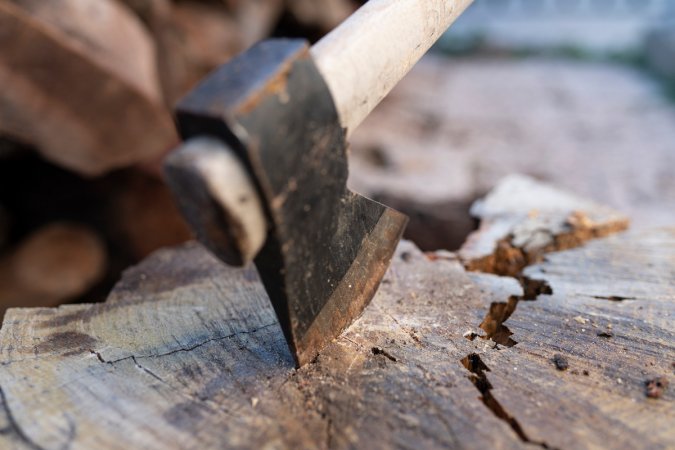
[166,39,407,366]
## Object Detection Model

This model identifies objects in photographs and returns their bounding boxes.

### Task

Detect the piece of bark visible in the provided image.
[0,223,106,318]
[0,224,672,449]
[459,174,629,276]
[0,0,177,175]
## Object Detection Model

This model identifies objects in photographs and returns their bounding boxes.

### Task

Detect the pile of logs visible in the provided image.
[0,0,362,315]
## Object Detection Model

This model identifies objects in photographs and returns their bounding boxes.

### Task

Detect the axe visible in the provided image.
[164,0,473,366]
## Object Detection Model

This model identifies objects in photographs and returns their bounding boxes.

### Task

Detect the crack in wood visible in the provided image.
[475,274,554,349]
[463,211,629,278]
[457,188,624,446]
[459,259,563,445]
[130,356,167,384]
[84,322,282,427]
[91,322,278,365]
[371,346,398,362]
[589,295,637,302]
[0,386,45,450]
[478,295,519,347]
[520,276,553,301]
[460,354,554,449]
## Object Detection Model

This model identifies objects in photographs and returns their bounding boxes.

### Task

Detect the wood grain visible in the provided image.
[459,174,630,276]
[0,177,672,449]
[0,230,672,448]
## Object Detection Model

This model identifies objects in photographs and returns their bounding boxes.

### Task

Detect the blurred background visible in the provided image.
[1,0,674,318]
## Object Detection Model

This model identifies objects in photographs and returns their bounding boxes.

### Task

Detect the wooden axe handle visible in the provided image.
[311,0,474,136]
[166,1,474,266]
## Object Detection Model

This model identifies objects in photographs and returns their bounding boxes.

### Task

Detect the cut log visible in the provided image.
[0,185,672,449]
[0,154,193,308]
[0,0,177,175]
[129,0,283,107]
[0,223,106,318]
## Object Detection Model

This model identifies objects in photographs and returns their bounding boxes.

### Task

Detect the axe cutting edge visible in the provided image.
[164,0,474,366]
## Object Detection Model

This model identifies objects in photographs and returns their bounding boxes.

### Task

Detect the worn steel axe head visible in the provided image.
[165,39,407,366]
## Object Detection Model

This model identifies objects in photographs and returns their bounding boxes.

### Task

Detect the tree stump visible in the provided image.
[0,179,672,450]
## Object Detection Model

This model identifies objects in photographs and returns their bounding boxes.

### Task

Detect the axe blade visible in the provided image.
[168,39,407,366]
[285,206,407,365]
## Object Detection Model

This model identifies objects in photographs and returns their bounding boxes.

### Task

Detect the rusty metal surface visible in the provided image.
[169,39,408,366]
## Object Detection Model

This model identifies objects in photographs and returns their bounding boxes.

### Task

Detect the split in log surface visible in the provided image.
[459,174,629,276]
[0,226,673,448]
[0,176,672,449]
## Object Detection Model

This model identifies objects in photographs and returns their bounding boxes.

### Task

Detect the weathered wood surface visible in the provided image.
[459,174,629,276]
[0,227,672,447]
[0,177,670,449]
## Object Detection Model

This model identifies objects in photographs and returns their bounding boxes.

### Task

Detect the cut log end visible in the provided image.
[0,176,672,449]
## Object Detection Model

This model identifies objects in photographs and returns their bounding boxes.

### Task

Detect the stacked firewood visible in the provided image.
[0,0,361,316]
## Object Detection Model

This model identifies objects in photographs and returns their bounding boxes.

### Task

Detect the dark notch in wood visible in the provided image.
[478,296,518,347]
[371,346,397,362]
[458,175,628,444]
[476,276,553,347]
[459,175,629,278]
[460,354,552,449]
[460,353,552,449]
[590,295,636,302]
[521,276,553,301]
